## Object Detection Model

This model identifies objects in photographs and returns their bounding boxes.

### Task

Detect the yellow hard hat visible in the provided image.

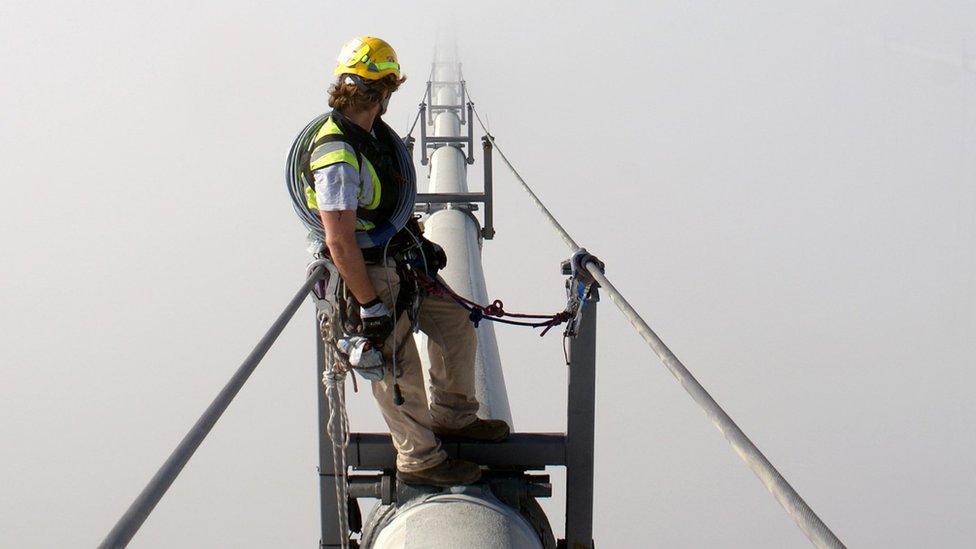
[334,36,401,81]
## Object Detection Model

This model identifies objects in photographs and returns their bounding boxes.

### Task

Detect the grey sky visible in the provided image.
[2,1,975,547]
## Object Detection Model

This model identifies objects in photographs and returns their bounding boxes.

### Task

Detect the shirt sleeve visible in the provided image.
[313,163,360,211]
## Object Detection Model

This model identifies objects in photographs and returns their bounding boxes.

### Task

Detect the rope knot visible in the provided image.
[484,299,505,317]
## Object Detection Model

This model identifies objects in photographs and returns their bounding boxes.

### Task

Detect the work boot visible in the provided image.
[433,418,511,443]
[397,458,482,487]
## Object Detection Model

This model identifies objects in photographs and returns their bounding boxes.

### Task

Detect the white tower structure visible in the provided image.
[362,57,555,549]
[417,59,512,425]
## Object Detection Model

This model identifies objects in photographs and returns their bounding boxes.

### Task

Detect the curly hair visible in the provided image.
[328,73,407,113]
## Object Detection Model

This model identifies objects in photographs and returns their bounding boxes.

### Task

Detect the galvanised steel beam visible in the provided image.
[346,433,567,470]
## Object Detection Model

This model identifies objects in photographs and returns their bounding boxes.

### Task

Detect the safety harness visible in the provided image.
[310,247,604,386]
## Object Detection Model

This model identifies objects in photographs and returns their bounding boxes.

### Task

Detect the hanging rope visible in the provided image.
[464,90,846,549]
[314,274,354,549]
[322,361,351,549]
[415,272,574,336]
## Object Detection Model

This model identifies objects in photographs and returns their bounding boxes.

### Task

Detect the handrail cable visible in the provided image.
[99,266,325,548]
[466,93,846,549]
[403,64,436,138]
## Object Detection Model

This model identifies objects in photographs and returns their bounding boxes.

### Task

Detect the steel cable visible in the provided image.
[403,64,435,138]
[466,94,846,549]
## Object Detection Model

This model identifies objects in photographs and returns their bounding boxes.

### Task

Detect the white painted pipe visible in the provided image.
[371,491,543,549]
[371,59,531,549]
[415,61,512,425]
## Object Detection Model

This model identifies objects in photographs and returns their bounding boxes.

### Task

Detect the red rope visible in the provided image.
[415,273,572,335]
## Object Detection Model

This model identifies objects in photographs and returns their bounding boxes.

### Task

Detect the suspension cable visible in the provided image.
[466,101,579,252]
[466,94,846,549]
[405,105,424,139]
[403,64,436,138]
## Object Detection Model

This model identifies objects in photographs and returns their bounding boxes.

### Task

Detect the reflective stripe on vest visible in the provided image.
[309,141,359,172]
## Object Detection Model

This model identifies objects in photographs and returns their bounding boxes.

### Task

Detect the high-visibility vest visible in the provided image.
[304,114,399,233]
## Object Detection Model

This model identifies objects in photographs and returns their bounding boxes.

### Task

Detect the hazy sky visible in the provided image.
[3,1,975,547]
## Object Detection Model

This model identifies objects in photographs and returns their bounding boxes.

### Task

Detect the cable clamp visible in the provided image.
[563,248,605,282]
[561,249,604,337]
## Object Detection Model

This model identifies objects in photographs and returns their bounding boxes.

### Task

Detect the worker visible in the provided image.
[308,36,509,487]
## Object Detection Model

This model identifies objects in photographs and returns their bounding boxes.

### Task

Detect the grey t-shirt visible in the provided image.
[313,128,377,212]
[313,162,361,211]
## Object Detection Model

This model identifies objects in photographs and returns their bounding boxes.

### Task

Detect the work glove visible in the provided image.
[359,298,394,346]
[335,336,385,380]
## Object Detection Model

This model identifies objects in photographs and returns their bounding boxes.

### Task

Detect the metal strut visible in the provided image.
[420,72,475,166]
[565,275,599,549]
[411,65,495,240]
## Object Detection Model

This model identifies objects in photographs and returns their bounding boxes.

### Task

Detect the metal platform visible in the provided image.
[316,290,599,548]
[345,433,568,470]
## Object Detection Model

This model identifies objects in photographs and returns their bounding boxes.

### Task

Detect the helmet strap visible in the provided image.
[343,74,389,115]
[343,74,370,92]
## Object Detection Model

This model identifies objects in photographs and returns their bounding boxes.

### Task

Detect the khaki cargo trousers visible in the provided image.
[365,264,480,472]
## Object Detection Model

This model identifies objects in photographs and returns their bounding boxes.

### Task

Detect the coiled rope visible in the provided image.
[464,90,846,549]
[285,113,417,249]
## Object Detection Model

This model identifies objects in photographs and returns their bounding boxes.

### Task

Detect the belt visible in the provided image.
[320,222,421,265]
[320,243,414,266]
